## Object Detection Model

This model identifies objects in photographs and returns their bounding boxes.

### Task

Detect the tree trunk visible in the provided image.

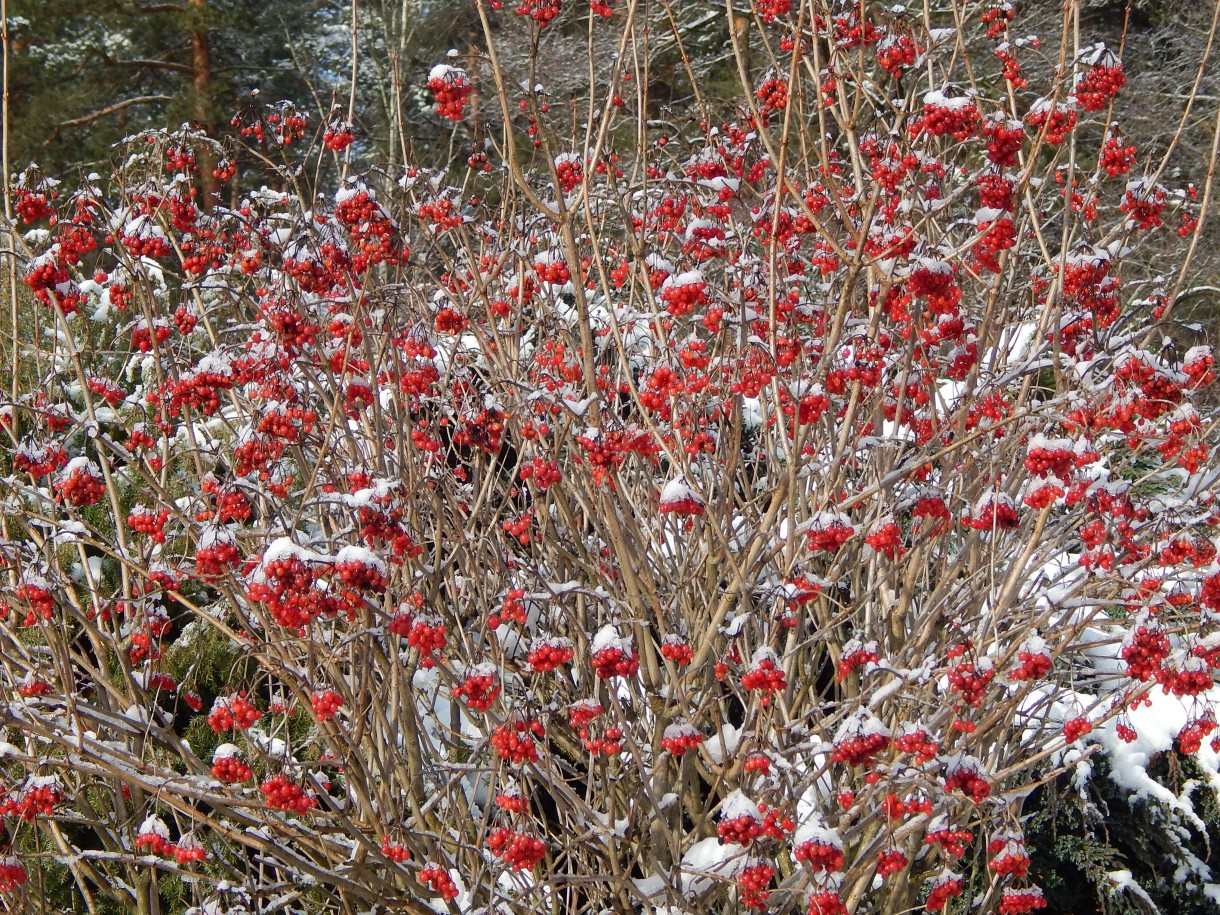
[189,0,216,207]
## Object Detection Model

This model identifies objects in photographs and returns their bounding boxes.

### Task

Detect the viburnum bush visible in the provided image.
[1,1,1220,913]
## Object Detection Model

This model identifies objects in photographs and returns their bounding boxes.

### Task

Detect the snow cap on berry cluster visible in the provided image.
[834,708,891,742]
[719,789,763,823]
[659,476,705,516]
[590,623,631,655]
[138,814,171,841]
[792,816,843,850]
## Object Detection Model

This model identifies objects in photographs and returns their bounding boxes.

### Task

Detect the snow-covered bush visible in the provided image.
[2,1,1220,913]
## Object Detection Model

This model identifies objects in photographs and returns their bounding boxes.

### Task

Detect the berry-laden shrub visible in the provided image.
[1,1,1219,913]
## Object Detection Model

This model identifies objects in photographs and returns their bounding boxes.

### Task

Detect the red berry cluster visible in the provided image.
[13,187,54,224]
[163,365,234,418]
[794,841,844,872]
[334,558,387,593]
[1000,887,1048,914]
[1026,102,1077,145]
[876,33,920,78]
[526,637,574,673]
[23,252,68,305]
[518,457,562,489]
[323,119,355,151]
[1061,254,1120,329]
[56,464,105,507]
[1120,182,1167,230]
[661,635,694,665]
[741,658,788,701]
[418,865,459,900]
[502,510,533,544]
[864,521,904,559]
[1010,649,1052,681]
[925,872,966,911]
[916,96,980,141]
[211,749,254,784]
[925,824,974,858]
[876,848,908,878]
[888,790,932,819]
[257,404,317,442]
[515,0,561,24]
[1121,622,1170,681]
[978,171,1016,211]
[310,689,344,722]
[1075,60,1126,112]
[0,856,27,892]
[833,9,880,48]
[584,725,624,756]
[119,229,174,260]
[1177,713,1217,754]
[567,700,603,732]
[428,66,472,121]
[260,774,317,814]
[660,722,704,756]
[808,889,848,915]
[1025,441,1091,478]
[13,442,68,478]
[911,494,952,535]
[757,0,791,21]
[173,834,207,864]
[831,731,889,767]
[17,677,51,698]
[944,764,991,802]
[718,814,763,846]
[11,782,63,820]
[135,819,174,856]
[197,539,242,578]
[659,277,709,316]
[131,320,173,353]
[1100,133,1137,177]
[736,862,775,909]
[256,106,309,145]
[127,508,171,543]
[407,617,447,666]
[379,839,410,863]
[989,39,1027,86]
[894,728,938,764]
[907,261,962,314]
[452,670,501,710]
[208,695,263,733]
[334,187,403,269]
[744,752,771,775]
[494,786,528,813]
[491,720,541,763]
[947,661,995,706]
[591,646,640,679]
[808,520,855,552]
[488,587,527,628]
[1183,347,1215,388]
[554,154,583,194]
[756,76,788,114]
[981,3,1014,38]
[972,215,1017,273]
[966,496,1019,530]
[487,828,547,871]
[989,836,1031,877]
